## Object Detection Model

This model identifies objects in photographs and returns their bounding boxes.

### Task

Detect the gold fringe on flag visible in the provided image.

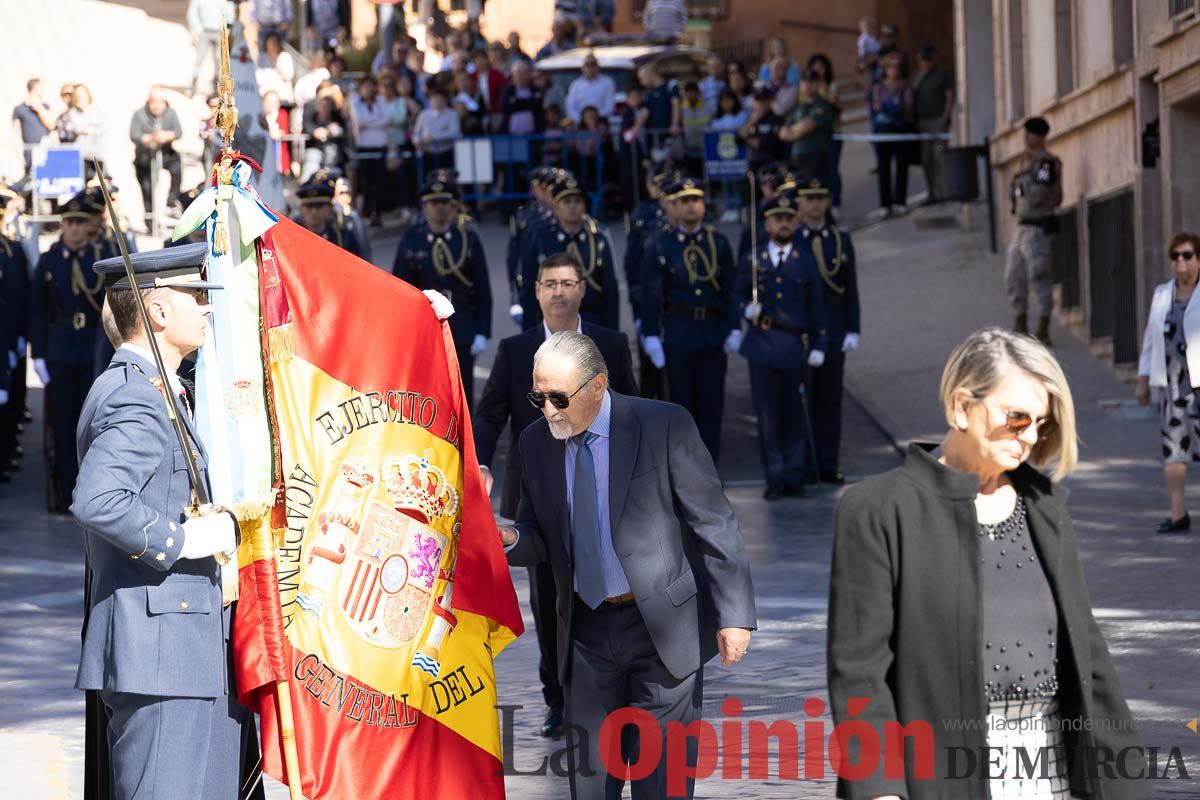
[268,323,295,364]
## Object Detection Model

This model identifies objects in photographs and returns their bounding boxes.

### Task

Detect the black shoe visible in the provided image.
[820,471,845,485]
[781,484,807,498]
[1156,513,1191,534]
[763,486,783,501]
[540,705,564,738]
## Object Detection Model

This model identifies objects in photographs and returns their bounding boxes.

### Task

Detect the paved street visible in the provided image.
[2,141,1198,799]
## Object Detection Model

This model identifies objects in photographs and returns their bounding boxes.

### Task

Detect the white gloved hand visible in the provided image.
[724,329,743,354]
[180,512,237,560]
[33,358,51,386]
[743,301,762,322]
[842,332,860,353]
[643,336,666,369]
[509,303,524,326]
[0,389,8,406]
[423,289,455,321]
[807,349,826,368]
[470,334,487,356]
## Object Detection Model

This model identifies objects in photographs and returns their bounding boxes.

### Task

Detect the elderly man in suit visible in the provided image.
[475,250,636,738]
[499,331,756,800]
[72,242,256,799]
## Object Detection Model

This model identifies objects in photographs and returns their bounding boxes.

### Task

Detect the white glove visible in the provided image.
[643,336,666,369]
[0,389,8,406]
[724,329,742,354]
[842,332,860,353]
[807,349,826,368]
[33,358,51,386]
[509,303,523,326]
[743,301,762,322]
[470,334,487,356]
[423,289,455,321]
[180,512,238,560]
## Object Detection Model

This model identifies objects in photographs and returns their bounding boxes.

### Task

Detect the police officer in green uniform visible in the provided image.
[294,173,366,258]
[734,191,828,498]
[640,176,739,463]
[1005,116,1062,345]
[794,177,859,485]
[518,173,620,331]
[29,192,108,511]
[392,171,492,409]
[779,69,836,185]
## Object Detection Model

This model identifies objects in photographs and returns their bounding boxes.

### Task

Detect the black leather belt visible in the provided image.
[666,304,725,322]
[754,315,807,339]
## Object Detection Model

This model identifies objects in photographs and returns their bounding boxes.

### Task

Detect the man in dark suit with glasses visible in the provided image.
[474,251,637,738]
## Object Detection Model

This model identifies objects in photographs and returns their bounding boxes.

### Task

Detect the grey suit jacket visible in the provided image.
[72,348,229,698]
[507,391,756,680]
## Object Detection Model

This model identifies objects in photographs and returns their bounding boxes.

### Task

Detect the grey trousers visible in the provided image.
[101,691,252,800]
[1004,223,1054,318]
[565,598,704,800]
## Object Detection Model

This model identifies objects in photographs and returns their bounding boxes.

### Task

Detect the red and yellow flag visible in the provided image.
[234,217,523,799]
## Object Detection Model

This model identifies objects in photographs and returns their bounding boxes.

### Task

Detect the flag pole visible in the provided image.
[214,22,303,800]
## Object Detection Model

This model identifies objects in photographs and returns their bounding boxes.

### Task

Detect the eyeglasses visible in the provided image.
[1170,250,1196,262]
[527,377,592,410]
[537,279,581,291]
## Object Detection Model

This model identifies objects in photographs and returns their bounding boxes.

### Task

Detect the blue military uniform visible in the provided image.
[640,177,738,462]
[506,166,555,315]
[734,191,828,495]
[0,186,31,480]
[29,193,108,511]
[293,172,366,258]
[796,181,860,483]
[624,170,676,401]
[519,175,620,331]
[74,243,257,800]
[392,174,492,409]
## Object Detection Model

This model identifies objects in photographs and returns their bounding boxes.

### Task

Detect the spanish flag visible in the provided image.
[234,217,523,799]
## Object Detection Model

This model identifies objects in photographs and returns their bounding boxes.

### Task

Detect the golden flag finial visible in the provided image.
[215,23,238,150]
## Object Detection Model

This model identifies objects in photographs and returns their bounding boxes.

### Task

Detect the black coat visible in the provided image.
[828,444,1148,800]
[473,322,637,518]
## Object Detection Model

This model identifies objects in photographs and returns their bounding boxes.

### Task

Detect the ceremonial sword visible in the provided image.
[92,164,211,510]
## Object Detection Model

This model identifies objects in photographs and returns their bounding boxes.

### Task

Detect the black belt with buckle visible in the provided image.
[754,315,807,338]
[666,304,725,322]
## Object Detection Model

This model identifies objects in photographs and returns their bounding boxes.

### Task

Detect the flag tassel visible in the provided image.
[275,679,304,800]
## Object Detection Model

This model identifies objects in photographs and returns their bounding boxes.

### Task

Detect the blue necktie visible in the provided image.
[571,432,607,609]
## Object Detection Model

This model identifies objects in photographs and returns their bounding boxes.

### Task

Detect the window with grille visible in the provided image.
[1170,0,1195,19]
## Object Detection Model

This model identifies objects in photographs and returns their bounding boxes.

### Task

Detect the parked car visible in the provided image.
[536,43,708,119]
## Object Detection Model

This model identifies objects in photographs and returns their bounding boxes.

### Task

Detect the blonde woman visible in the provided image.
[829,328,1147,800]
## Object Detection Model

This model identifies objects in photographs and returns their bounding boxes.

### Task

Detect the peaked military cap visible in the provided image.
[763,192,799,217]
[297,177,335,205]
[94,242,224,291]
[794,175,829,196]
[552,174,584,201]
[60,192,95,221]
[665,175,705,200]
[421,170,459,202]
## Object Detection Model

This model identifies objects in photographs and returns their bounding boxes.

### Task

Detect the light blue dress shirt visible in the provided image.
[564,391,630,599]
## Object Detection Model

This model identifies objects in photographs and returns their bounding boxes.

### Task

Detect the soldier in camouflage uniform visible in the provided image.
[1005,116,1062,345]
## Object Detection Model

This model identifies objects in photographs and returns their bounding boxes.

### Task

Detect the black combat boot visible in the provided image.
[1036,315,1052,346]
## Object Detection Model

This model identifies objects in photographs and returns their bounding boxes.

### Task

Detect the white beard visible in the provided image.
[547,417,572,440]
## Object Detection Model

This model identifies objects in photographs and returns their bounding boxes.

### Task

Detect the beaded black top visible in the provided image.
[978,495,1060,703]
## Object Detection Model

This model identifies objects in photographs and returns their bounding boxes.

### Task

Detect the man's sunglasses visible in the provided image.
[527,377,591,410]
[1170,250,1196,262]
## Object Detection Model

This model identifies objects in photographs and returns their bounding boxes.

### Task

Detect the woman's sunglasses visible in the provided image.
[527,378,591,410]
[1000,409,1054,438]
[1170,250,1196,262]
